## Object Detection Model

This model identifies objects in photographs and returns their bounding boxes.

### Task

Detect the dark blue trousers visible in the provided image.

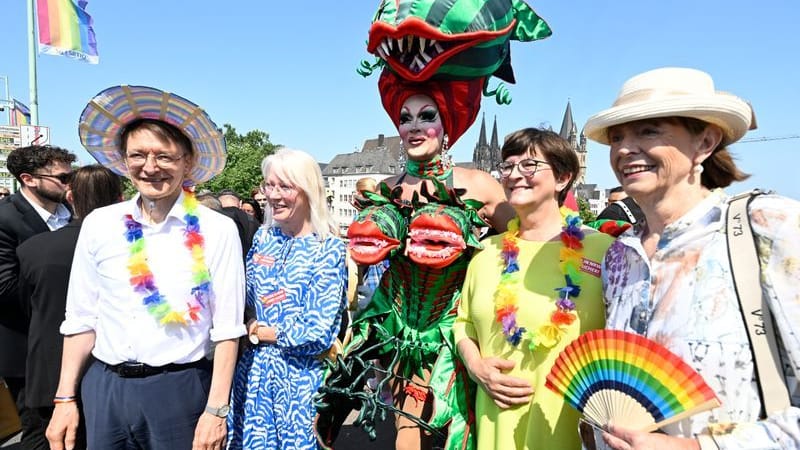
[81,361,210,450]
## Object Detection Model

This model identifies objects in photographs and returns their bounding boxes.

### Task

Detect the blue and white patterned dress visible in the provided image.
[227,227,347,449]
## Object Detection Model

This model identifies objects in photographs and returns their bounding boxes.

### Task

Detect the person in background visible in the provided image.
[251,186,268,212]
[590,186,646,235]
[46,85,245,450]
[217,190,258,259]
[350,176,386,313]
[0,187,10,199]
[217,189,242,209]
[605,186,627,206]
[227,148,347,449]
[17,164,123,450]
[454,128,613,449]
[0,145,75,448]
[195,191,224,212]
[240,198,263,225]
[584,67,800,449]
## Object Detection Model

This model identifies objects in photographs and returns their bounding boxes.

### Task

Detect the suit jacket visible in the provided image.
[220,206,259,259]
[17,221,81,407]
[0,193,51,376]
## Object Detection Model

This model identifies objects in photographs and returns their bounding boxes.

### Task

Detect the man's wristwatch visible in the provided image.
[205,404,231,418]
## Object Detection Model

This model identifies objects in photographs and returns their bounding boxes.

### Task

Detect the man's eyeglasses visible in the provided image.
[260,183,296,196]
[125,152,186,168]
[496,158,551,178]
[32,172,73,184]
[0,192,9,198]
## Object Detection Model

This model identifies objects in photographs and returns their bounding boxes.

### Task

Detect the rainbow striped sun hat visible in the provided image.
[78,85,226,183]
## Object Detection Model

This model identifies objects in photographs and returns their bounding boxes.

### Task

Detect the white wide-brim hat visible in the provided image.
[584,67,756,146]
[78,85,226,183]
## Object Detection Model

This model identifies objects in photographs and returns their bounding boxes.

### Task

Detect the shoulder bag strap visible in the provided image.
[727,190,791,417]
[614,200,638,225]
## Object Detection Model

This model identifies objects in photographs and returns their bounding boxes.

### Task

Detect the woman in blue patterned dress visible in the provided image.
[227,148,347,449]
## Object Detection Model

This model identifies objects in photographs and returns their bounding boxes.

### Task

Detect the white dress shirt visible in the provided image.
[61,191,246,366]
[20,189,71,230]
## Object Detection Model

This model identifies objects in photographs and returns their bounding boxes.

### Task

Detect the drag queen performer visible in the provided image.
[315,1,552,449]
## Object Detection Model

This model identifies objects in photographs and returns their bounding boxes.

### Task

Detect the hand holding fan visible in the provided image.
[545,329,720,432]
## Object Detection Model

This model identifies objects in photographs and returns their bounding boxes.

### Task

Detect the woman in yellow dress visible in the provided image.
[454,128,613,449]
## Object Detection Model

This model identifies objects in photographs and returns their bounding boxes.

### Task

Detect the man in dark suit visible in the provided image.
[16,164,122,450]
[217,189,259,259]
[0,145,76,448]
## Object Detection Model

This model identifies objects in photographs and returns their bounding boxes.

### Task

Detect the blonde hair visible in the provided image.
[355,177,378,194]
[261,148,338,239]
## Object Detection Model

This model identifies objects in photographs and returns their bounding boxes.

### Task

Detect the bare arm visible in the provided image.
[193,339,239,450]
[455,168,514,233]
[46,331,96,450]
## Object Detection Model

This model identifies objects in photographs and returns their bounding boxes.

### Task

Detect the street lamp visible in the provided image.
[0,76,11,122]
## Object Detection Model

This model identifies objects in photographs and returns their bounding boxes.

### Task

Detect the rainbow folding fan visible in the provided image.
[545,329,721,431]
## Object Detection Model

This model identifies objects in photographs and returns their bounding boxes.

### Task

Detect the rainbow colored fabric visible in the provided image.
[10,100,31,126]
[37,0,99,64]
[545,329,721,431]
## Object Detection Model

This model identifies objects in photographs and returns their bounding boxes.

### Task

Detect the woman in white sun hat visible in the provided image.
[584,67,800,449]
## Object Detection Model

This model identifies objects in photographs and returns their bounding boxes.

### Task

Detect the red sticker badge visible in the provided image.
[580,258,602,277]
[253,253,276,267]
[260,290,286,307]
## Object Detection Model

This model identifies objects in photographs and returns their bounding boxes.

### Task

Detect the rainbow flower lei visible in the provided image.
[124,186,211,326]
[494,209,585,350]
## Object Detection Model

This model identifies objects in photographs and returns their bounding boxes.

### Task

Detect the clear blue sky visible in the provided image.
[2,0,798,198]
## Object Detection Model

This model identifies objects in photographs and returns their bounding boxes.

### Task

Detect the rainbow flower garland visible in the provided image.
[124,187,211,326]
[495,209,585,350]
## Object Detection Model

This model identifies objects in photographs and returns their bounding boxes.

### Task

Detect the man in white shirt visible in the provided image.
[46,85,245,450]
[0,144,75,448]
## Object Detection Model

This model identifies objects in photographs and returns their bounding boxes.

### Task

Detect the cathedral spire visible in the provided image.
[490,115,499,149]
[559,101,575,141]
[477,112,488,147]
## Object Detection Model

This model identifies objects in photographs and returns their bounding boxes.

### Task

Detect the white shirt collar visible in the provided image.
[128,190,189,226]
[20,189,71,230]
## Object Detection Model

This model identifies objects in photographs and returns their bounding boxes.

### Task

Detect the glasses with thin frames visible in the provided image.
[496,158,551,178]
[32,172,73,184]
[125,152,186,168]
[260,182,296,196]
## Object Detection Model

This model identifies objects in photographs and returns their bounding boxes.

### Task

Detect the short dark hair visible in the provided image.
[501,128,580,205]
[119,119,194,157]
[6,145,77,182]
[609,186,624,194]
[70,164,122,219]
[217,189,241,200]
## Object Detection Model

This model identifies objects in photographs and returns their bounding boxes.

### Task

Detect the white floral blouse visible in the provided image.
[603,189,800,449]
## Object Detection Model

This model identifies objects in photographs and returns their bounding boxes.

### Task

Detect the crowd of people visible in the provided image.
[0,6,798,450]
[0,67,795,450]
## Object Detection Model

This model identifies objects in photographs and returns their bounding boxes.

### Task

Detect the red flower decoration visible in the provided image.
[551,309,576,326]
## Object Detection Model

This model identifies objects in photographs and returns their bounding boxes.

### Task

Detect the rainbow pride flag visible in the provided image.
[10,100,31,126]
[37,0,99,64]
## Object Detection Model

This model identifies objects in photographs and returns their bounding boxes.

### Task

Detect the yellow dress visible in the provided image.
[453,230,613,450]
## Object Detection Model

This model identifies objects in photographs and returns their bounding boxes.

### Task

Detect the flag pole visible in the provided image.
[26,0,39,125]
